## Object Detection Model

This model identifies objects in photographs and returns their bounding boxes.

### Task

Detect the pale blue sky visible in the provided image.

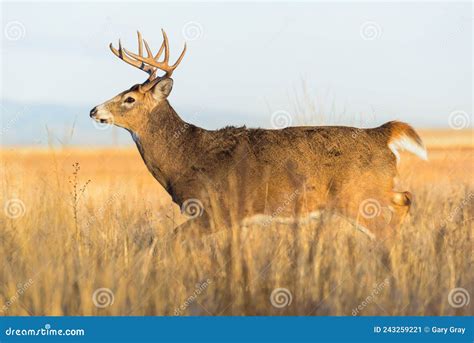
[1,1,472,146]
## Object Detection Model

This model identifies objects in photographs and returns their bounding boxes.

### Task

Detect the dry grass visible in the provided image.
[0,130,472,316]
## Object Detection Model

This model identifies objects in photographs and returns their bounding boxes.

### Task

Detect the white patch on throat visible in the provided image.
[131,131,140,144]
[130,131,140,144]
[128,130,143,152]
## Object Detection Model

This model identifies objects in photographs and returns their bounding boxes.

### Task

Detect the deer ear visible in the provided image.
[151,78,173,100]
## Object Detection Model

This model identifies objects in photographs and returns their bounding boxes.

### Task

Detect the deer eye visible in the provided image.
[124,97,135,104]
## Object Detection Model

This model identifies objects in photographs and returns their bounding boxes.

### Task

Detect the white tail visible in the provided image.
[384,121,428,162]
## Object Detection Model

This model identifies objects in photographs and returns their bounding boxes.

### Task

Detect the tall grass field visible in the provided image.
[0,130,472,316]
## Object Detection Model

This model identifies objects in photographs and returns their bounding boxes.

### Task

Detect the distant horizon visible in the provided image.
[1,97,471,147]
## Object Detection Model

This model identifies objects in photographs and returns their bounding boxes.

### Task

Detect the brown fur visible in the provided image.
[91,78,426,239]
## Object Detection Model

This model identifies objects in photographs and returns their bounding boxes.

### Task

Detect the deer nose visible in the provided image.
[90,107,98,118]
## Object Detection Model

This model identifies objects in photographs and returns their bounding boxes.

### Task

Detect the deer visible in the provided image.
[90,30,428,241]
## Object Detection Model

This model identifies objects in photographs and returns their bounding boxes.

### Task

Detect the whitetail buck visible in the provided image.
[90,30,428,240]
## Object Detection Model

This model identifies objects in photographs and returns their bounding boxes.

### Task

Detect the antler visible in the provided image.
[109,29,187,92]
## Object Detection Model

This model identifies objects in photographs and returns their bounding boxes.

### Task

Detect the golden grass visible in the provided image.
[0,130,472,316]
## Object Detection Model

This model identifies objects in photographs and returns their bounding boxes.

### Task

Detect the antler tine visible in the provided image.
[128,30,187,78]
[110,39,155,76]
[170,42,187,69]
[161,29,170,65]
[143,39,153,59]
[142,39,157,81]
[137,31,143,57]
[109,30,187,86]
[153,39,165,61]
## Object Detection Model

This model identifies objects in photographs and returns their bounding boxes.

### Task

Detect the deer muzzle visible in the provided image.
[90,104,113,124]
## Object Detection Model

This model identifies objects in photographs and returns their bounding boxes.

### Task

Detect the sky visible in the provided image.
[0,1,472,146]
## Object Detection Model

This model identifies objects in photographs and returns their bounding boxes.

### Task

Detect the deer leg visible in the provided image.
[169,213,234,254]
[172,212,232,243]
[172,212,212,235]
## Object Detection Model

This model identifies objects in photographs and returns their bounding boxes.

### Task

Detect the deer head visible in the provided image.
[90,30,186,131]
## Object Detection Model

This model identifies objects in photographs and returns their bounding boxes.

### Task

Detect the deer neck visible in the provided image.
[128,100,198,195]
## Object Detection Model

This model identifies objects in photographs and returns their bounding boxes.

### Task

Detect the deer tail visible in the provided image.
[379,121,428,161]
